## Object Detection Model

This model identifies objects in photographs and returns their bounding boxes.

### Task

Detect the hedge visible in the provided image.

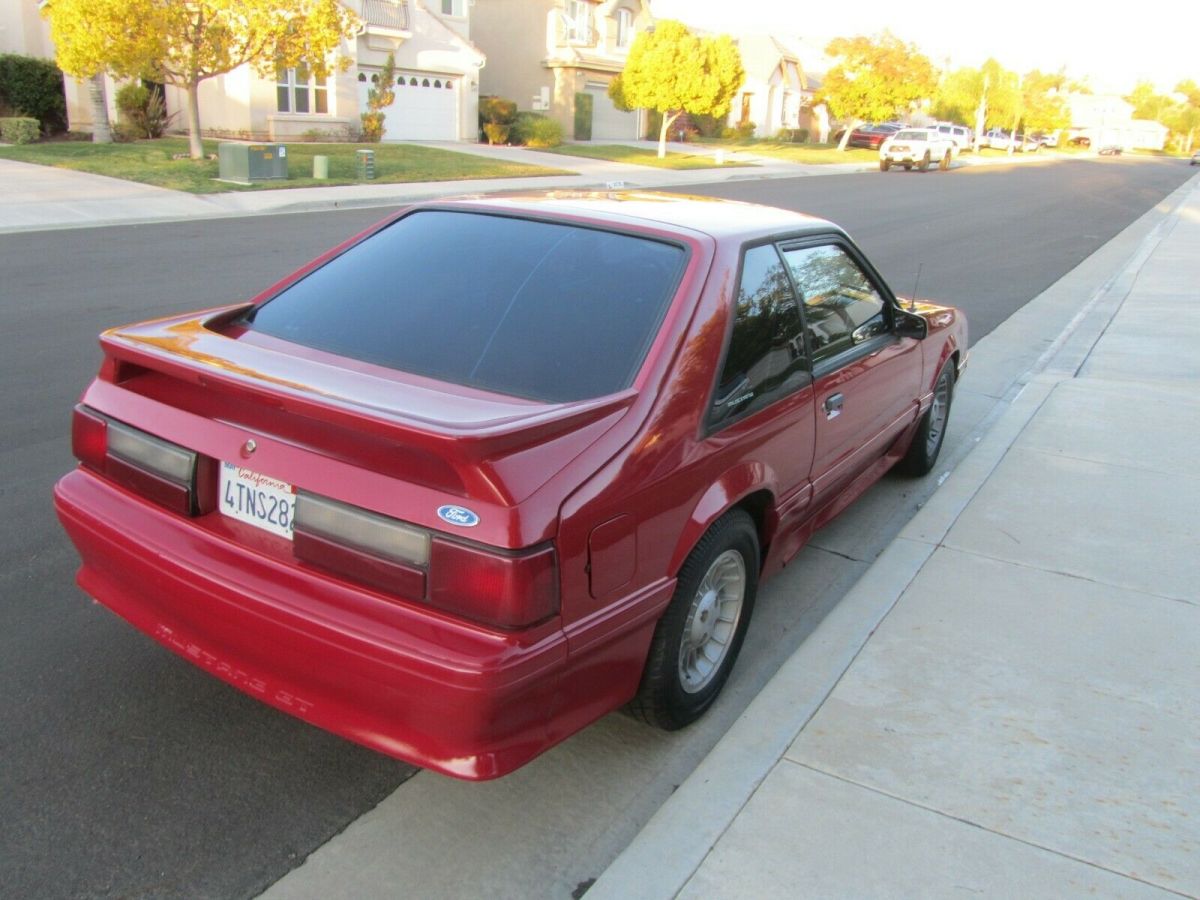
[0,117,40,144]
[0,54,67,134]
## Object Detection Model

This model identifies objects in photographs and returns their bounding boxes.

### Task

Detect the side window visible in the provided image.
[782,244,886,363]
[711,244,807,425]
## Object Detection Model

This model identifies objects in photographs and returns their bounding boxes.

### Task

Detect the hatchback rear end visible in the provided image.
[54,201,699,779]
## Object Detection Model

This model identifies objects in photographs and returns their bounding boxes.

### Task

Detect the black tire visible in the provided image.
[880,158,891,171]
[898,359,955,476]
[918,151,931,171]
[627,510,759,730]
[903,162,912,171]
[939,151,950,171]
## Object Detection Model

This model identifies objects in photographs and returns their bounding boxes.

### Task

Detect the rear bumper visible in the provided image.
[54,468,642,780]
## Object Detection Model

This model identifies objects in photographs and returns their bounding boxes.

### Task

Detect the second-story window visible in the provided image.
[441,0,465,16]
[616,8,632,48]
[565,0,591,43]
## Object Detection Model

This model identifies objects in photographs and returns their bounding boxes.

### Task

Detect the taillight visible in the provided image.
[72,405,108,471]
[71,405,208,516]
[430,540,558,629]
[293,491,559,630]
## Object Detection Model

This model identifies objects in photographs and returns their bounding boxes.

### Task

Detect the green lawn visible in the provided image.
[0,137,572,193]
[541,143,754,169]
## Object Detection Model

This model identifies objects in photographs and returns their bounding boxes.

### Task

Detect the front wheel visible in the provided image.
[898,359,955,476]
[880,158,891,172]
[627,510,759,730]
[939,151,951,171]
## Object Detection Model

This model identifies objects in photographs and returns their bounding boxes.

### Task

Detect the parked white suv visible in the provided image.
[934,122,972,151]
[880,128,957,172]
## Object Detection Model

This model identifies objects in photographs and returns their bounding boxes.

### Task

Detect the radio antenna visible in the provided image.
[909,263,922,311]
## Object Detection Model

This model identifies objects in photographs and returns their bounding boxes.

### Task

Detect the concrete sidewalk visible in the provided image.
[0,142,860,235]
[591,176,1200,898]
[0,138,1050,235]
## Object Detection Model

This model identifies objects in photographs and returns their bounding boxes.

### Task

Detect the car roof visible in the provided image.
[414,191,840,242]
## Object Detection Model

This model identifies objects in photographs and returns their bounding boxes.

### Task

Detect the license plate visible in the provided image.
[219,462,296,540]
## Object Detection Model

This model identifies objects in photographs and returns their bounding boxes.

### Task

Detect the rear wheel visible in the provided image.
[898,359,955,476]
[627,510,759,730]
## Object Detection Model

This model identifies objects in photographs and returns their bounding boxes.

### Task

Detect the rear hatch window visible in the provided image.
[245,210,686,403]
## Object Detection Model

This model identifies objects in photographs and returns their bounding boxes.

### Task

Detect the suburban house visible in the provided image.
[1066,94,1168,151]
[0,0,102,130]
[702,32,829,142]
[11,0,485,143]
[470,0,652,141]
[173,0,485,142]
[728,34,806,139]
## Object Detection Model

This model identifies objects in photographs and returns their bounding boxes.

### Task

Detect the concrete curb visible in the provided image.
[586,172,1199,900]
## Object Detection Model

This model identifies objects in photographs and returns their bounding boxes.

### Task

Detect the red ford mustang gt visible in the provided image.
[54,192,967,779]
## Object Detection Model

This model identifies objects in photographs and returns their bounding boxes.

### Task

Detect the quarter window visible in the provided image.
[276,66,328,115]
[782,244,886,363]
[441,0,465,15]
[711,245,807,425]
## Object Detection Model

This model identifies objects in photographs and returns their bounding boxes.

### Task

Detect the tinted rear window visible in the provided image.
[246,210,685,402]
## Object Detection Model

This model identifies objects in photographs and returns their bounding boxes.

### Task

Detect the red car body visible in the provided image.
[54,193,967,780]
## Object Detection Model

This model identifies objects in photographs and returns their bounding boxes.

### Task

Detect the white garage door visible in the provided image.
[358,72,459,141]
[586,85,638,141]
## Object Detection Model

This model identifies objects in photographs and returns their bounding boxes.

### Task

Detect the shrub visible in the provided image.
[691,113,724,138]
[0,54,67,134]
[360,53,396,143]
[512,112,562,148]
[482,122,510,145]
[479,95,517,143]
[774,127,809,143]
[0,116,40,144]
[115,83,173,139]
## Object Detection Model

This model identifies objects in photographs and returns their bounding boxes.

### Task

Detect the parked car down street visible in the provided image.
[53,192,967,781]
[880,128,957,171]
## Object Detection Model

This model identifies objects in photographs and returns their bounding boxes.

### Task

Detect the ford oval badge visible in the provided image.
[437,505,480,528]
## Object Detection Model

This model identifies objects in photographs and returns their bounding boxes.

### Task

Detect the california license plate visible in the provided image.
[219,462,296,540]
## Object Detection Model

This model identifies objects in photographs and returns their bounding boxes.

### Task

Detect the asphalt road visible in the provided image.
[0,156,1192,899]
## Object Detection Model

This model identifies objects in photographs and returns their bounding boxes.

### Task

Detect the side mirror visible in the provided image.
[895,308,928,340]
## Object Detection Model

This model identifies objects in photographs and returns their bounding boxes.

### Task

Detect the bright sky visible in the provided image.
[651,0,1193,95]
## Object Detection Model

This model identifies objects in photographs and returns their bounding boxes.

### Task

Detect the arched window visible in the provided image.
[434,79,442,88]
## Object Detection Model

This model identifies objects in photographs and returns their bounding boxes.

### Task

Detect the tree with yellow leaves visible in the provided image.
[42,0,359,159]
[609,20,743,159]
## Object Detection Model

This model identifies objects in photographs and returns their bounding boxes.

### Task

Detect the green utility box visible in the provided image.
[356,149,376,180]
[218,142,289,183]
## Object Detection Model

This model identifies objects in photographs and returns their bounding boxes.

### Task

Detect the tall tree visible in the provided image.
[1169,80,1200,152]
[817,32,936,150]
[43,0,359,159]
[609,20,744,159]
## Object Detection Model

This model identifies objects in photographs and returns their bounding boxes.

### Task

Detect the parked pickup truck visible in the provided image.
[880,128,957,172]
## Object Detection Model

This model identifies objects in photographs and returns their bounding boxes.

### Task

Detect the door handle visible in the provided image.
[824,393,844,420]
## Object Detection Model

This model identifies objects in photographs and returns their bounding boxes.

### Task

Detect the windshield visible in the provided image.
[246,210,686,403]
[894,130,927,141]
